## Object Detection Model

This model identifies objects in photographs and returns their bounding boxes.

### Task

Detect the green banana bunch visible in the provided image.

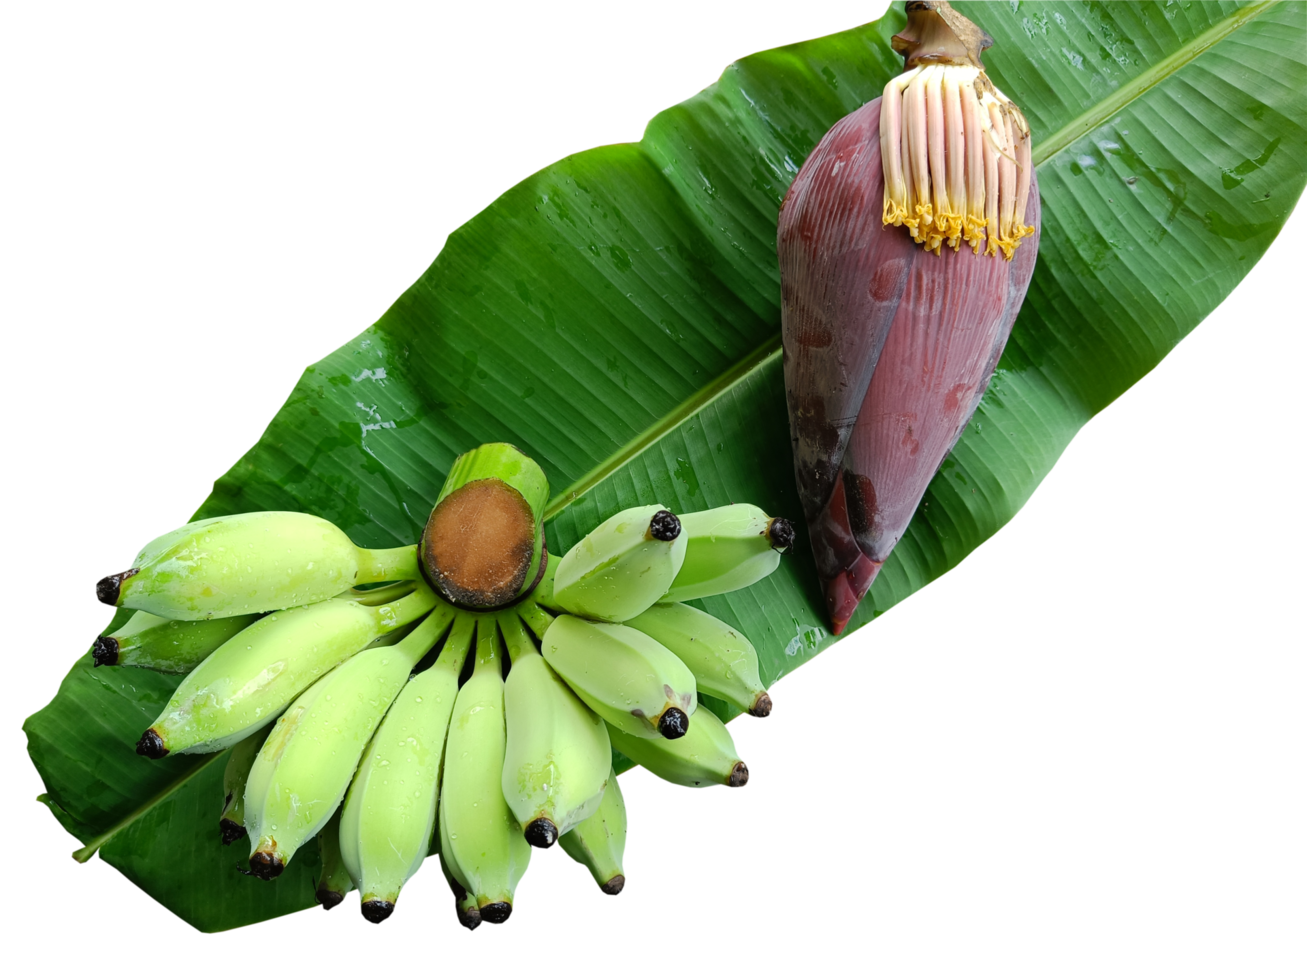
[625,602,772,717]
[338,610,473,923]
[439,619,530,924]
[551,504,687,622]
[316,810,355,910]
[542,615,697,740]
[93,610,260,673]
[97,511,419,621]
[662,503,794,603]
[136,584,436,758]
[558,768,627,895]
[500,612,610,848]
[242,602,454,879]
[218,723,271,845]
[607,705,748,787]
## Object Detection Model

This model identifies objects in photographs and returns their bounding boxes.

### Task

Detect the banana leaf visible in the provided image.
[24,1,1306,932]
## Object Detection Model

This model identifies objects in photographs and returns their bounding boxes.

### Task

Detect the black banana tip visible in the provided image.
[767,517,796,553]
[456,904,481,931]
[749,692,773,718]
[316,888,345,910]
[524,818,558,848]
[92,636,119,667]
[479,901,512,924]
[728,761,750,787]
[361,900,394,923]
[96,569,138,606]
[601,874,626,895]
[219,819,247,846]
[648,510,681,542]
[248,851,284,880]
[658,707,689,739]
[135,728,168,759]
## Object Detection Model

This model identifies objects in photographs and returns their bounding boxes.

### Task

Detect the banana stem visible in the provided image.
[471,615,505,676]
[434,612,477,678]
[391,601,458,670]
[355,545,421,585]
[518,601,555,641]
[372,581,438,633]
[499,613,538,667]
[346,581,415,606]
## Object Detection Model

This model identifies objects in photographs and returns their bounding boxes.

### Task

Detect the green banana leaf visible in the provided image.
[24,1,1306,932]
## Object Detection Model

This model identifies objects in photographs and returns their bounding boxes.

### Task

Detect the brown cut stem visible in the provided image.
[892,1,992,70]
[421,479,535,608]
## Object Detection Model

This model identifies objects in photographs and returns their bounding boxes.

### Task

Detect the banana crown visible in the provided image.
[422,443,549,608]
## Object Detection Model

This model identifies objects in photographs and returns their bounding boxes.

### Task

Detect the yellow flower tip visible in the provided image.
[879,56,1033,258]
[962,215,987,252]
[883,198,910,228]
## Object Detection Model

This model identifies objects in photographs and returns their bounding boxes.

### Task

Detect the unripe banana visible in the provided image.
[218,723,271,845]
[500,613,610,848]
[541,615,697,741]
[661,503,793,603]
[551,504,687,623]
[558,769,627,895]
[315,809,354,910]
[439,619,530,923]
[136,585,436,758]
[96,511,419,621]
[242,602,454,880]
[607,705,748,788]
[93,610,260,673]
[339,610,472,923]
[625,602,771,717]
[439,850,481,931]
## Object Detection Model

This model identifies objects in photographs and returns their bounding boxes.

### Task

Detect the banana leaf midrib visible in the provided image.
[1031,0,1280,166]
[69,751,225,862]
[547,0,1280,525]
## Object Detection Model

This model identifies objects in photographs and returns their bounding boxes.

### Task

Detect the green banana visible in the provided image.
[93,610,260,673]
[625,602,772,717]
[607,705,748,787]
[550,504,687,623]
[558,768,627,895]
[338,610,473,923]
[241,602,454,879]
[218,723,271,844]
[541,615,697,740]
[315,809,354,910]
[97,511,419,621]
[662,503,793,603]
[500,612,610,848]
[439,850,481,931]
[136,585,436,758]
[439,619,530,923]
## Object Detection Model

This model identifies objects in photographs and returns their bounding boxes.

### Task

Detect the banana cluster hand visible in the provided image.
[89,445,792,928]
